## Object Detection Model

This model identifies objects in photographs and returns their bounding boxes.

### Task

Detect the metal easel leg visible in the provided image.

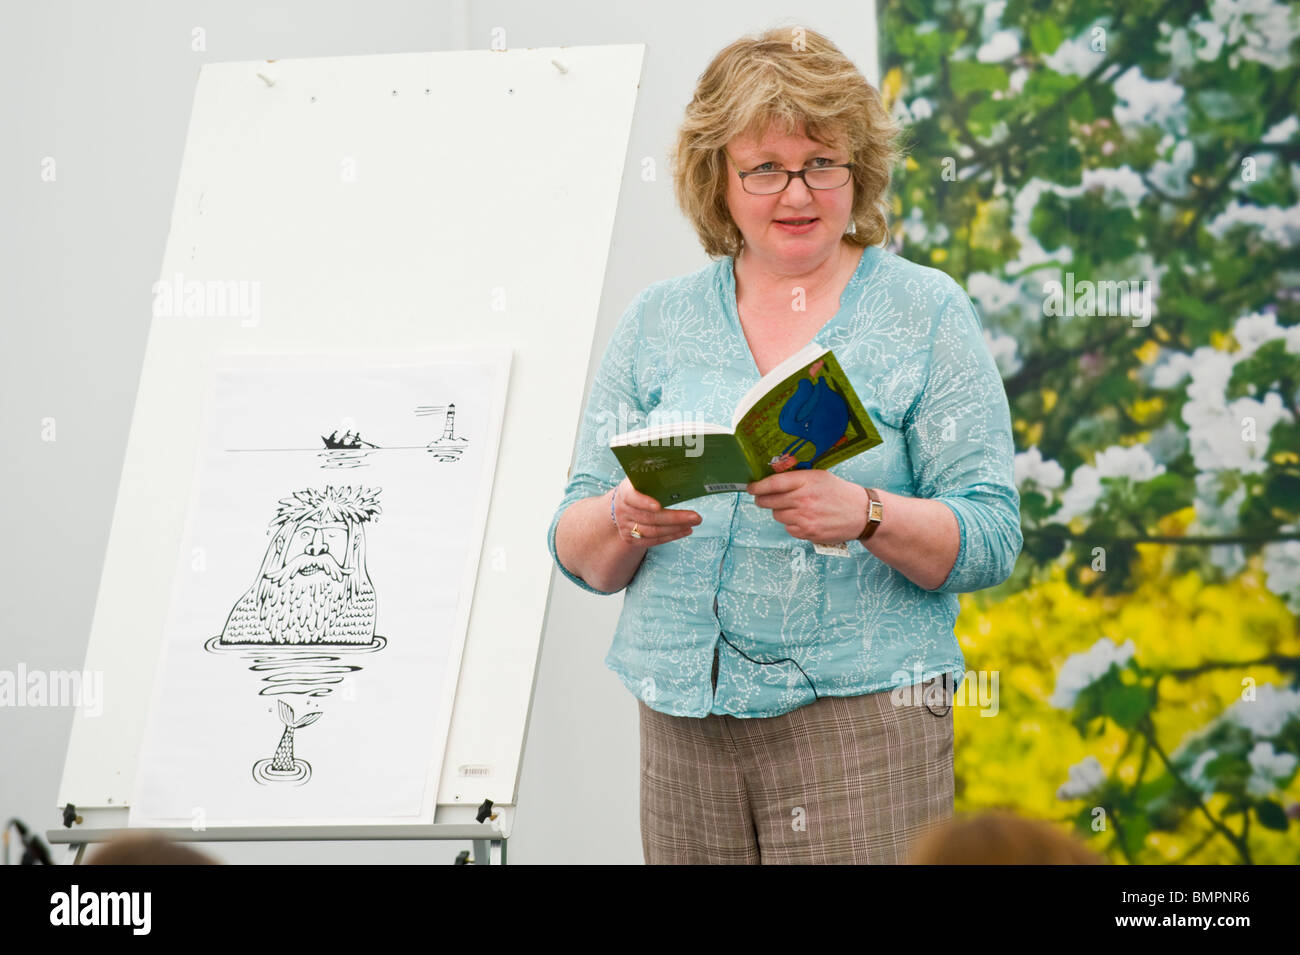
[470,838,506,865]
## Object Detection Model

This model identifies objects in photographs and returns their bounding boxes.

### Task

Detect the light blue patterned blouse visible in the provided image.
[547,245,1022,718]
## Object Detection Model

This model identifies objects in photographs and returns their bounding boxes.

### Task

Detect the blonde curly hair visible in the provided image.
[669,26,905,258]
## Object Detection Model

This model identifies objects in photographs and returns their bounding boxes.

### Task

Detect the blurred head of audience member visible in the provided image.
[909,810,1108,864]
[85,832,219,865]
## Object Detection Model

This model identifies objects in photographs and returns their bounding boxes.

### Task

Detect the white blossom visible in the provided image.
[1192,472,1247,575]
[1207,0,1300,70]
[1192,19,1227,61]
[1184,347,1235,410]
[1161,27,1197,72]
[980,0,1008,34]
[1233,310,1300,357]
[1006,178,1070,274]
[1207,200,1300,245]
[1080,165,1148,207]
[983,329,1022,376]
[967,271,1025,317]
[1145,420,1188,466]
[1057,445,1165,521]
[901,205,929,244]
[1262,115,1298,143]
[1015,445,1065,490]
[1042,22,1108,77]
[1112,67,1187,134]
[1049,637,1136,709]
[1048,165,1150,210]
[1224,683,1300,737]
[1057,755,1107,799]
[1148,139,1196,199]
[1261,540,1300,613]
[1246,741,1298,797]
[978,30,1020,63]
[1187,749,1219,794]
[1150,350,1197,388]
[1184,391,1292,475]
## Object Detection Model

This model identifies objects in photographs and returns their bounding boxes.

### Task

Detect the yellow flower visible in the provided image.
[1127,396,1165,423]
[881,67,903,112]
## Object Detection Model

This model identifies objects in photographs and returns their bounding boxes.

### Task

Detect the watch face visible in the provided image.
[868,500,884,522]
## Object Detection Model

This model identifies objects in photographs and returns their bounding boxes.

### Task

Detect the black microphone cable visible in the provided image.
[717,631,819,701]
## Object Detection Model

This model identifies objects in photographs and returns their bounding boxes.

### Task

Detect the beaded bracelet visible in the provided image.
[609,487,618,526]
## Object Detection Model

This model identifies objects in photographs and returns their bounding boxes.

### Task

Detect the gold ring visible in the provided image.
[630,522,642,539]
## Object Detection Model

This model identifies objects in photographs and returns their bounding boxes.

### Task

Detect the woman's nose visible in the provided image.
[782,175,814,203]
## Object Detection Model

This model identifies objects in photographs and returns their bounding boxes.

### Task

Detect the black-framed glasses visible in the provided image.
[725,151,854,195]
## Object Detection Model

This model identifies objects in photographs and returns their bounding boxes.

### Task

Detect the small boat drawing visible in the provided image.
[321,430,379,450]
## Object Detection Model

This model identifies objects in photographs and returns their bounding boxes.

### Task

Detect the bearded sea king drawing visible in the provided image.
[218,485,383,646]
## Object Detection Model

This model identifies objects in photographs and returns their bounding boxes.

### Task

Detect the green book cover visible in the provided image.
[609,342,882,506]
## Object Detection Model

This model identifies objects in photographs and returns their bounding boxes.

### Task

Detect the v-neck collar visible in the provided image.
[719,244,882,382]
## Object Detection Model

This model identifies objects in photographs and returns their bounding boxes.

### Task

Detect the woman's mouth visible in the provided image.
[775,218,818,233]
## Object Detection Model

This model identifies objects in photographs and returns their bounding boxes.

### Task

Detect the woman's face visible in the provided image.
[723,122,854,266]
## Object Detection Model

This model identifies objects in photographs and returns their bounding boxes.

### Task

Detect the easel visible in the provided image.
[48,805,508,865]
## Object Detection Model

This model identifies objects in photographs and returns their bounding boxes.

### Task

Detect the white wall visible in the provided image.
[0,0,879,864]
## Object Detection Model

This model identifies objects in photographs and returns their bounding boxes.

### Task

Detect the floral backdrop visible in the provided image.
[879,0,1300,862]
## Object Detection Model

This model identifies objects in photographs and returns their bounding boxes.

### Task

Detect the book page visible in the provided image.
[731,341,829,428]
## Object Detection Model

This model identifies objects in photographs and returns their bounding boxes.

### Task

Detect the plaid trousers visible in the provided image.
[638,654,954,864]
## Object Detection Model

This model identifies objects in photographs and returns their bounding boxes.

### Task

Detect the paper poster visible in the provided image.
[128,348,510,827]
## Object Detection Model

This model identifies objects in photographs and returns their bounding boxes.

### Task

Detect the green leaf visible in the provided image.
[1021,489,1054,521]
[1024,69,1076,107]
[1029,19,1065,56]
[1025,527,1067,561]
[950,60,1008,96]
[1255,800,1289,831]
[1100,681,1151,730]
[967,98,1006,139]
[1068,91,1095,124]
[1134,472,1193,516]
[1122,811,1151,856]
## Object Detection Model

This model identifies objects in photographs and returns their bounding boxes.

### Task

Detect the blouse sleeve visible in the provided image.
[546,288,652,596]
[904,284,1023,593]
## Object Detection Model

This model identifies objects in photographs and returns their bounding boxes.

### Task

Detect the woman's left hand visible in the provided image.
[747,471,866,544]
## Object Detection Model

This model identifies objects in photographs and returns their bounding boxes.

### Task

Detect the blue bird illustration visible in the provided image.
[775,375,850,469]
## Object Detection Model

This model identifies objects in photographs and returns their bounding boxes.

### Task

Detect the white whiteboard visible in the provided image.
[58,43,644,826]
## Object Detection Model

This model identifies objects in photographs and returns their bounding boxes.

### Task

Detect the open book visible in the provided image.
[609,342,882,506]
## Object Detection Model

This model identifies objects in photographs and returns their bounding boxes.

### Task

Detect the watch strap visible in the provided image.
[858,487,884,542]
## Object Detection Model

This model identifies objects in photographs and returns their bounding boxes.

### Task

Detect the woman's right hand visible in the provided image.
[610,478,701,547]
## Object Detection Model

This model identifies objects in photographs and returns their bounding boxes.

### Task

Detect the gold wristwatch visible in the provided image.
[858,487,884,542]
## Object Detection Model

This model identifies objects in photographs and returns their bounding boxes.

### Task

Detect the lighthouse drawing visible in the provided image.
[418,401,470,462]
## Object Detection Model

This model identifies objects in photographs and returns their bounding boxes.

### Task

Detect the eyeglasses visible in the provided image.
[725,150,854,195]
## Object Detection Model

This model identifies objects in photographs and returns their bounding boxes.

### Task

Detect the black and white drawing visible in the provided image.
[129,350,510,827]
[253,700,323,784]
[202,484,386,785]
[218,484,382,646]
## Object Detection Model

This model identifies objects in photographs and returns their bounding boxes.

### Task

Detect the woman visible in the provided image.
[547,27,1021,864]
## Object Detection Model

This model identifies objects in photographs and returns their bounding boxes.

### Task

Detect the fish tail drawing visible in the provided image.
[270,700,322,771]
